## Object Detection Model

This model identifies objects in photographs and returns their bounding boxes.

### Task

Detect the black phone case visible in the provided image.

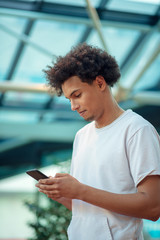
[26,169,49,181]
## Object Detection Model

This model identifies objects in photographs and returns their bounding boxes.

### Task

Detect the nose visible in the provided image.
[71,100,79,111]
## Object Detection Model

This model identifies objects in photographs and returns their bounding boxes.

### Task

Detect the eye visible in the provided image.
[75,93,81,98]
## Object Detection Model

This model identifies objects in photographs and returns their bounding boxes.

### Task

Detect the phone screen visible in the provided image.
[26,169,49,181]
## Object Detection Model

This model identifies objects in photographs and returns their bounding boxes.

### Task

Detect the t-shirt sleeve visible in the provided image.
[127,125,160,186]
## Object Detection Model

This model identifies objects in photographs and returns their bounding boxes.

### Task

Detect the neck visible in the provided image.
[95,90,124,129]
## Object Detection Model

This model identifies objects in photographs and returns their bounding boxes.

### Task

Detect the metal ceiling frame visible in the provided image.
[85,0,108,52]
[132,91,160,106]
[0,1,159,31]
[0,81,50,94]
[78,0,109,43]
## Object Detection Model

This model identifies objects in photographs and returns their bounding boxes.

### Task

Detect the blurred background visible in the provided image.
[0,0,160,239]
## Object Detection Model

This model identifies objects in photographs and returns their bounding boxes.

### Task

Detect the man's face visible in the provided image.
[62,76,105,122]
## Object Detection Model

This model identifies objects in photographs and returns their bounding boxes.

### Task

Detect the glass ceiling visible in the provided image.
[0,0,159,159]
[0,0,159,127]
[0,0,159,156]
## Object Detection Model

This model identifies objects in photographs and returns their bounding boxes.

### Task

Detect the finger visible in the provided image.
[39,177,56,184]
[47,194,60,199]
[40,189,60,198]
[38,183,58,191]
[55,173,68,178]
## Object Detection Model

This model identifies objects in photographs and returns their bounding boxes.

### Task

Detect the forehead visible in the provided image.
[62,76,88,97]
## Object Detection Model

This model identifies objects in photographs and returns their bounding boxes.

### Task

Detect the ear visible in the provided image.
[95,76,106,91]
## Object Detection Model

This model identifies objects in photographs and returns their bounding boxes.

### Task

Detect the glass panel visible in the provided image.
[44,0,102,7]
[12,44,51,84]
[4,20,85,104]
[133,54,160,91]
[0,16,26,80]
[87,27,140,65]
[30,20,86,56]
[107,0,159,14]
[121,32,160,90]
[11,20,85,84]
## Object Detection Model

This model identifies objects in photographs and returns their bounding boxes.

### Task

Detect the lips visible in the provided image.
[79,110,86,117]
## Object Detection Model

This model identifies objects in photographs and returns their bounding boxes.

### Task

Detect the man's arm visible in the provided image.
[78,175,160,221]
[36,173,160,221]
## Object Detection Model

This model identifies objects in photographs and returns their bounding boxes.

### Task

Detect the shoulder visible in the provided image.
[123,110,157,136]
[123,110,151,128]
[123,110,160,143]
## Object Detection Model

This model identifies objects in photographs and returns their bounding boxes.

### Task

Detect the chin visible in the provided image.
[84,116,95,122]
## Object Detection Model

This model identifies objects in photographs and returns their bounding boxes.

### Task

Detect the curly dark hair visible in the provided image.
[43,43,121,96]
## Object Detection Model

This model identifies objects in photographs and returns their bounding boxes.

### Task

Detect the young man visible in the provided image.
[36,44,160,240]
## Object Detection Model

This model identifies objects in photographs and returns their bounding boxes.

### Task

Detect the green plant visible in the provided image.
[25,194,71,240]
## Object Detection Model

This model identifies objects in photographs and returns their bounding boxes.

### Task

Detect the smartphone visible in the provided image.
[26,169,49,181]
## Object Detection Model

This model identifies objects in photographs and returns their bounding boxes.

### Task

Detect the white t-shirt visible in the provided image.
[67,109,160,240]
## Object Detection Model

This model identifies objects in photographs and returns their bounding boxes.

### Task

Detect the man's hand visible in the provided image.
[36,173,81,200]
